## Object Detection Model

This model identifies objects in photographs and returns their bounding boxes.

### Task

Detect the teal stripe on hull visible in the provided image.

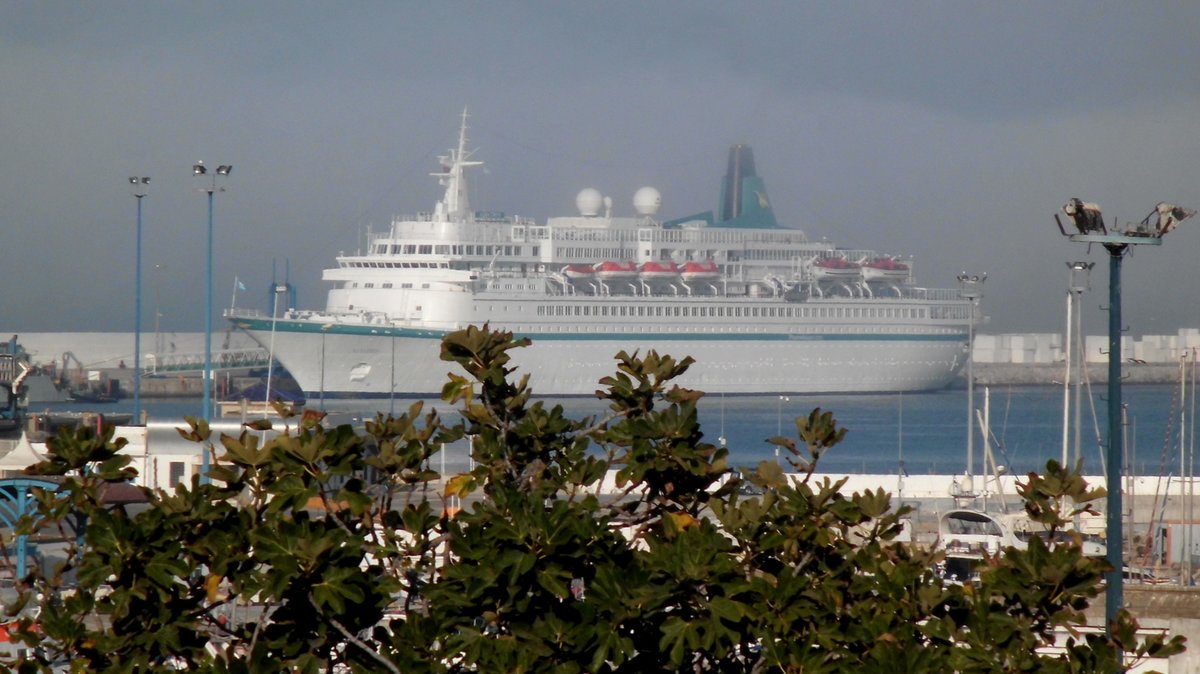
[232,318,966,342]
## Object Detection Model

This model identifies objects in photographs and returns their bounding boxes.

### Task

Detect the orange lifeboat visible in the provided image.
[860,257,909,282]
[593,261,638,281]
[561,264,595,281]
[811,257,861,281]
[680,260,720,282]
[638,261,679,281]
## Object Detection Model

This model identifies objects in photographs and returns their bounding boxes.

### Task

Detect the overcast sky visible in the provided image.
[2,2,1198,341]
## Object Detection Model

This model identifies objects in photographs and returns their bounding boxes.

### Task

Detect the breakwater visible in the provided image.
[972,362,1183,386]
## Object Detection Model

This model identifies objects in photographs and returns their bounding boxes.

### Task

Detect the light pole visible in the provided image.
[1056,198,1194,640]
[129,176,149,425]
[193,162,232,480]
[956,273,985,493]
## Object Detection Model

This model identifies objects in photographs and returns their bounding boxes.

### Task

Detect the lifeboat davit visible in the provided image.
[593,261,638,281]
[811,257,861,281]
[860,257,909,282]
[638,261,679,281]
[561,264,595,281]
[680,260,721,282]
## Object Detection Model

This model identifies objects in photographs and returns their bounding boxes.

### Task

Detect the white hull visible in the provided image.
[236,317,966,397]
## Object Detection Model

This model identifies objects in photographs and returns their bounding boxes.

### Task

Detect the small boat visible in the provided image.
[811,256,861,281]
[638,261,679,281]
[936,508,1105,583]
[679,260,720,282]
[592,261,638,281]
[67,389,118,404]
[860,257,909,282]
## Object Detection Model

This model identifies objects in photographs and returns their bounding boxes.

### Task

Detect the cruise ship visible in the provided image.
[230,113,974,398]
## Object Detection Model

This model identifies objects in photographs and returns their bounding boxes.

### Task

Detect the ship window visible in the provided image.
[422,284,430,289]
[382,283,392,288]
[364,283,374,288]
[390,245,401,254]
[404,245,416,254]
[401,283,412,289]
[435,245,449,254]
[531,245,539,256]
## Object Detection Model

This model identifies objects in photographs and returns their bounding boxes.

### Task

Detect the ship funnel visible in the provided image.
[717,145,778,229]
[721,145,755,221]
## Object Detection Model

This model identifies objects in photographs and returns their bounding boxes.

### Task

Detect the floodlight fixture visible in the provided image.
[1131,202,1196,238]
[216,165,232,176]
[193,162,207,176]
[1066,261,1093,293]
[129,176,150,197]
[1057,198,1106,236]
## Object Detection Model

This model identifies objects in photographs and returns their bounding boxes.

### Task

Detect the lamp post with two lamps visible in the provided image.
[1055,198,1195,638]
[193,162,232,481]
[129,177,150,425]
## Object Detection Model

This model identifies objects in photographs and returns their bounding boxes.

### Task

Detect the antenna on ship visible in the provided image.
[431,107,483,224]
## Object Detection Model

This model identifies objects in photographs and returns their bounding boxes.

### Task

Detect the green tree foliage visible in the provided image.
[0,325,1185,672]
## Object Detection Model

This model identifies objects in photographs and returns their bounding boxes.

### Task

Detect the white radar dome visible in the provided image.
[576,188,604,216]
[633,186,662,216]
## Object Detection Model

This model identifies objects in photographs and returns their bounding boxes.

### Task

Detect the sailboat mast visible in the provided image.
[1062,288,1072,467]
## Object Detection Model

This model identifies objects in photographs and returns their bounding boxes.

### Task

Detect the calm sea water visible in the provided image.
[41,384,1194,477]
